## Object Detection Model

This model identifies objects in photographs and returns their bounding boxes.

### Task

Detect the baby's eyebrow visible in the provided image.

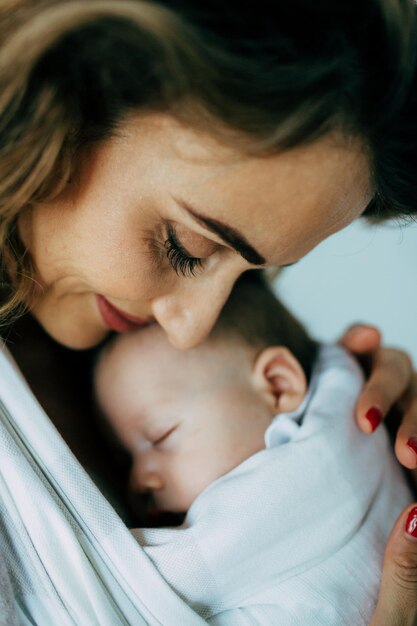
[173,196,266,266]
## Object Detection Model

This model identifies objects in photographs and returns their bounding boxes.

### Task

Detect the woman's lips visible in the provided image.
[96,295,153,333]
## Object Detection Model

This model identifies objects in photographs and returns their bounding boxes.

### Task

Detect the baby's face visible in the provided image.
[95,326,273,514]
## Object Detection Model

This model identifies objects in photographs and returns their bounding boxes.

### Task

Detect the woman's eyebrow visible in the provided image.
[173,197,266,266]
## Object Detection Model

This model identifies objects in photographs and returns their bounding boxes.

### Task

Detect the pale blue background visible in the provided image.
[275,219,417,363]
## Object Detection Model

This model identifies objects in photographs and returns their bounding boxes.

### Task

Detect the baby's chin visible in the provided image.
[143,509,186,528]
[128,491,186,528]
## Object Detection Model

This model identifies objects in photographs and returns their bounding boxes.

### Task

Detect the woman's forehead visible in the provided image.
[86,114,373,267]
[187,135,371,262]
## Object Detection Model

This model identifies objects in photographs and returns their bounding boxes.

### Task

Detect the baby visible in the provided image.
[94,272,411,625]
[94,271,318,522]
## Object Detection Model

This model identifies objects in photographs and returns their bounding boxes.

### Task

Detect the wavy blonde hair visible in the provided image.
[1,0,416,323]
[0,0,213,320]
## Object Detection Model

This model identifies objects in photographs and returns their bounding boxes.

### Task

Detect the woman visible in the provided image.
[1,0,417,622]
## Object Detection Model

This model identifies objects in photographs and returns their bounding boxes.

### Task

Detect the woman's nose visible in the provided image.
[151,269,239,349]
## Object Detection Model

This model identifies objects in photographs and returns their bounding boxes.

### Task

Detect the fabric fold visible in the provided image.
[134,345,411,623]
[0,342,205,626]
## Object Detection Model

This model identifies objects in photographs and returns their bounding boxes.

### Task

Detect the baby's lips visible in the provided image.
[127,488,186,527]
[126,489,153,525]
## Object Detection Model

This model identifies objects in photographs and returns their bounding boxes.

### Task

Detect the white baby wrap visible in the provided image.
[0,343,204,626]
[134,344,412,625]
[0,342,411,625]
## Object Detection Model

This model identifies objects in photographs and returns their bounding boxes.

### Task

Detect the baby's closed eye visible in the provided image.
[151,424,178,447]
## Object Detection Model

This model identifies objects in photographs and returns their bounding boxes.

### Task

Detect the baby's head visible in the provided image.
[94,272,317,517]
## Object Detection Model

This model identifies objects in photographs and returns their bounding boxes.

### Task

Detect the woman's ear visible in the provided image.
[252,346,307,413]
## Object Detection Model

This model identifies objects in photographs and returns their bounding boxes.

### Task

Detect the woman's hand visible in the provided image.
[340,323,417,625]
[339,323,417,472]
[369,504,417,626]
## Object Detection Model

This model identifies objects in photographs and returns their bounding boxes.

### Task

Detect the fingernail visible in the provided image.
[364,407,383,432]
[347,323,374,334]
[405,506,417,538]
[407,437,417,457]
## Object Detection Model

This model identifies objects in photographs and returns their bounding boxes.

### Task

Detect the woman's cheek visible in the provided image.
[94,247,168,301]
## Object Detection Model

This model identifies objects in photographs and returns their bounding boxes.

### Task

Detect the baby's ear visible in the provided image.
[252,347,307,413]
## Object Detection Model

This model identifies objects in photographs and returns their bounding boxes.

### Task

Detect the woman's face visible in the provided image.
[18,114,371,350]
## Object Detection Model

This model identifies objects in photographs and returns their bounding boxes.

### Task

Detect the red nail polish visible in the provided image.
[407,438,417,457]
[364,407,383,432]
[405,506,417,538]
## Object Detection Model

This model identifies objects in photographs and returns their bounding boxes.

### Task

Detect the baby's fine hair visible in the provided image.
[212,271,318,381]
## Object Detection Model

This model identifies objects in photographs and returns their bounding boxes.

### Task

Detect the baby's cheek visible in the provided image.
[168,453,216,510]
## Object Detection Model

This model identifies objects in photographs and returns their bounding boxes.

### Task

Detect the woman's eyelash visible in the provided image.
[164,224,203,277]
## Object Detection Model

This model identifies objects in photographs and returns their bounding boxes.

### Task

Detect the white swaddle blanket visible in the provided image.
[0,342,204,626]
[133,344,412,625]
[0,341,411,625]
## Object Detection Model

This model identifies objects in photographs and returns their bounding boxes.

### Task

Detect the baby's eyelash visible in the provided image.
[164,224,203,278]
[152,425,178,446]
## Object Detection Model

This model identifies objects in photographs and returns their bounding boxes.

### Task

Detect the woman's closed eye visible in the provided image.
[164,223,203,277]
[164,222,220,278]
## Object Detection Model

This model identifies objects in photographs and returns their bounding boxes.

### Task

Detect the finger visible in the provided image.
[338,324,382,354]
[370,504,417,626]
[395,382,417,469]
[355,349,413,434]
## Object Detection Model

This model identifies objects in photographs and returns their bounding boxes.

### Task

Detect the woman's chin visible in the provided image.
[32,311,109,351]
[54,331,109,351]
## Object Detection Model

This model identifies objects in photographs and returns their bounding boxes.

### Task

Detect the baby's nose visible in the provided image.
[130,468,164,493]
